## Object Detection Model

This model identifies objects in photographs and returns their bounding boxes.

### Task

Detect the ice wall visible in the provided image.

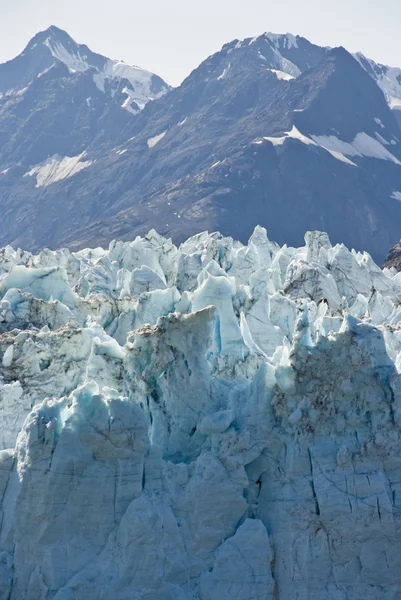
[1,228,401,599]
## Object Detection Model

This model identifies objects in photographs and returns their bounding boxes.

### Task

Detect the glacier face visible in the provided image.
[1,228,401,598]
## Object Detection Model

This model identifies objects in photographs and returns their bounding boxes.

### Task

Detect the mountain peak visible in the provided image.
[24,25,77,53]
[47,24,70,36]
[215,30,331,82]
[263,31,299,49]
[0,26,170,113]
[23,25,107,75]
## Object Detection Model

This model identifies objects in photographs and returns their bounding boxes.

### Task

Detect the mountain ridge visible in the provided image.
[1,27,401,261]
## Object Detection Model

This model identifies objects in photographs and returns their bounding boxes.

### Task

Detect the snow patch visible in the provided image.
[390,97,401,110]
[147,131,167,148]
[311,132,401,165]
[326,150,357,166]
[45,39,89,72]
[375,132,389,146]
[263,126,315,147]
[37,65,55,79]
[391,191,401,201]
[262,37,301,78]
[263,126,401,166]
[217,63,230,80]
[24,152,93,187]
[268,68,295,81]
[121,89,139,114]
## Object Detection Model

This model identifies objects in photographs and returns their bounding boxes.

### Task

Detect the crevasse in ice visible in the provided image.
[1,227,401,599]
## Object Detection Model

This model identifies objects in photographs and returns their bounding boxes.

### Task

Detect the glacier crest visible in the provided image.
[1,227,401,598]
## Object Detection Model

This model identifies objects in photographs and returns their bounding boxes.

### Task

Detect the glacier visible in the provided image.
[1,227,401,598]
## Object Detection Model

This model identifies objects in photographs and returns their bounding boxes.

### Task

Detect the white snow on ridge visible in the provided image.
[37,64,55,79]
[248,32,298,50]
[217,63,231,80]
[121,87,140,115]
[96,63,168,113]
[311,131,401,165]
[354,52,401,112]
[390,97,401,110]
[268,69,294,81]
[261,126,401,166]
[263,40,301,78]
[245,33,302,79]
[24,152,93,187]
[391,191,401,201]
[210,161,221,169]
[147,131,167,148]
[0,86,29,99]
[45,39,89,73]
[327,150,357,166]
[375,132,389,145]
[263,127,314,147]
[44,36,169,114]
[265,32,298,50]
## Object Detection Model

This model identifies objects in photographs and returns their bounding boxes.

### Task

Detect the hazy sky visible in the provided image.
[1,0,401,86]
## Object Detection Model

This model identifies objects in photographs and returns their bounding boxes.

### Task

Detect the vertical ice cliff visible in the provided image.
[2,227,401,598]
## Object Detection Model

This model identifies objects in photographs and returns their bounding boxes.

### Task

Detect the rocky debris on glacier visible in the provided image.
[2,227,401,598]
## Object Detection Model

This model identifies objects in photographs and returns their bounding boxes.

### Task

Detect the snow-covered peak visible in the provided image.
[45,38,88,73]
[228,32,302,79]
[24,25,75,51]
[97,60,169,112]
[354,52,401,111]
[230,30,330,81]
[264,32,299,50]
[13,26,171,114]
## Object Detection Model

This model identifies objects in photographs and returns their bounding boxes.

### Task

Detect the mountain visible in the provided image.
[0,25,170,185]
[2,227,401,598]
[1,28,401,261]
[355,51,401,122]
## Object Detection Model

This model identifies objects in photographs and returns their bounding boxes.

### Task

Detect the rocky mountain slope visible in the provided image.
[2,226,401,598]
[2,28,401,261]
[384,239,401,271]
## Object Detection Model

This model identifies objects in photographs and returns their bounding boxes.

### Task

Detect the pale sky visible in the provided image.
[1,0,401,86]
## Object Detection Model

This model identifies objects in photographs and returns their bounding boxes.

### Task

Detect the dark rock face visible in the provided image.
[383,240,401,271]
[1,29,401,262]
